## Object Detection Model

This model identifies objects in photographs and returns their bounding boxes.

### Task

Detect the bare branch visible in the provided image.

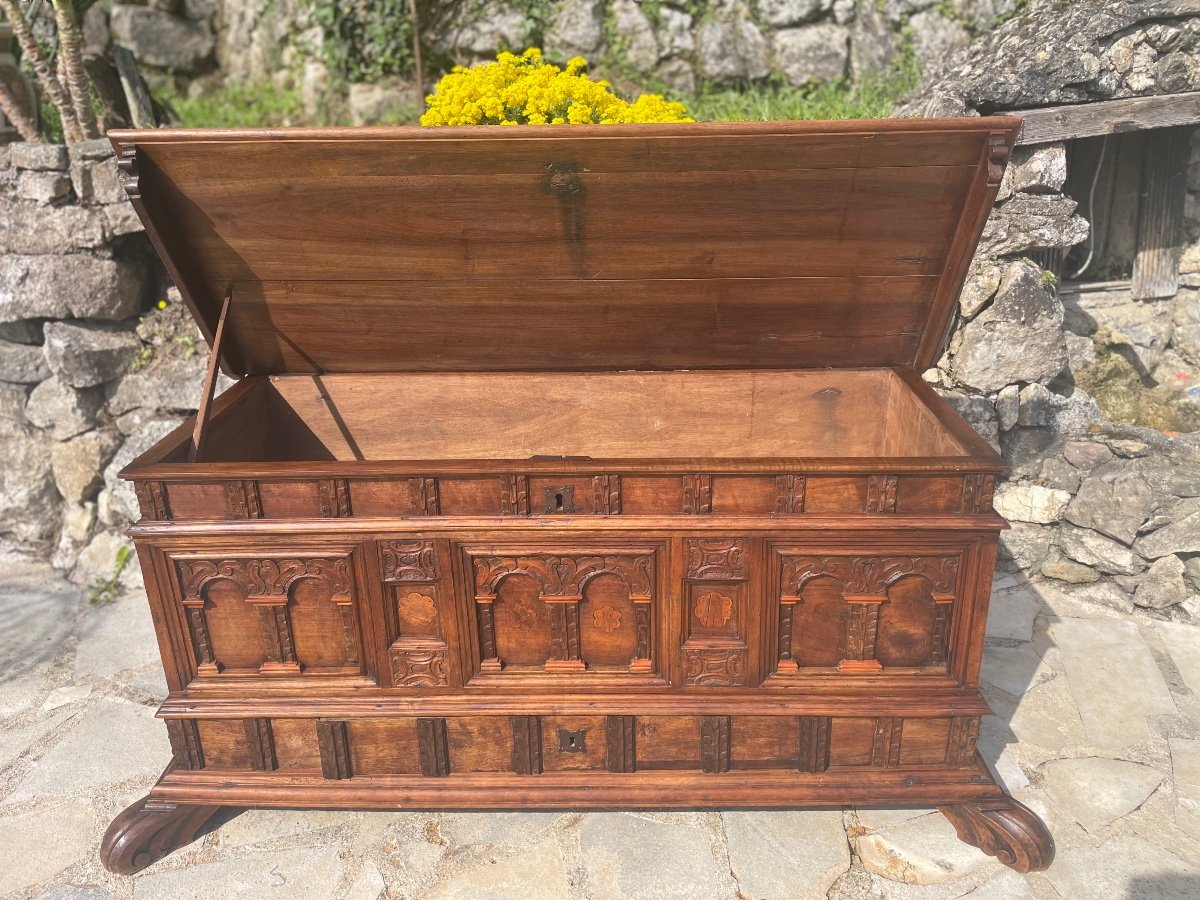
[51,0,99,139]
[0,78,39,141]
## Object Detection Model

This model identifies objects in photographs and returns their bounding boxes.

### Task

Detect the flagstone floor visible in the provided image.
[1,551,1198,899]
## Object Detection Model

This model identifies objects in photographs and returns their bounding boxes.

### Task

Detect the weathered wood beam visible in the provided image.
[1016,91,1200,145]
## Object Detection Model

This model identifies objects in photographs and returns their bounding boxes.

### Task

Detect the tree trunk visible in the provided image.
[52,0,98,139]
[0,79,39,142]
[0,0,82,142]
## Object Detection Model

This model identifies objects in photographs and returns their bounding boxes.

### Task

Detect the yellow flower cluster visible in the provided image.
[420,48,692,126]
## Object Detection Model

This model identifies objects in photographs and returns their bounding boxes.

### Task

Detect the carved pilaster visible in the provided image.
[417,717,450,777]
[224,480,262,519]
[774,475,806,514]
[682,474,713,514]
[477,600,501,672]
[252,601,300,675]
[134,481,171,520]
[408,477,440,515]
[606,715,637,773]
[318,479,352,517]
[871,717,902,768]
[866,475,897,513]
[500,475,530,516]
[700,716,732,774]
[544,599,586,673]
[591,474,621,515]
[317,719,352,780]
[961,474,995,514]
[165,719,204,770]
[777,602,797,673]
[183,603,219,675]
[510,716,544,775]
[632,600,652,671]
[798,716,831,773]
[841,602,883,672]
[931,601,953,664]
[245,718,277,771]
[947,716,981,767]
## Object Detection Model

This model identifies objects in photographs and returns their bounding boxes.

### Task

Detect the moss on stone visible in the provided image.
[1076,349,1200,434]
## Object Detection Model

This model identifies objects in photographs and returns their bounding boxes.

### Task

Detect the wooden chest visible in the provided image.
[100,119,1053,874]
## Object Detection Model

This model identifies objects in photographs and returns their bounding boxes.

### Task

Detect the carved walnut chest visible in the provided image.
[100,118,1053,874]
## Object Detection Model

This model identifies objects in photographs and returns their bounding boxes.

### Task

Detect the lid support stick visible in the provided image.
[189,289,232,462]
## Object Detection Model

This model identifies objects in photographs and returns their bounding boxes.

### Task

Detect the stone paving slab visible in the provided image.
[1,553,1199,899]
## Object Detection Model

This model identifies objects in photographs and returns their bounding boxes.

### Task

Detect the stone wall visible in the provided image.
[903,0,1200,622]
[0,141,214,587]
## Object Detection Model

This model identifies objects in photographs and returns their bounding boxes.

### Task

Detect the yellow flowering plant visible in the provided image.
[420,48,692,126]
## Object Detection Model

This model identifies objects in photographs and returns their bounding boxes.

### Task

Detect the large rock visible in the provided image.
[696,8,770,82]
[656,7,695,58]
[1063,461,1156,544]
[102,416,185,521]
[0,339,51,384]
[110,5,215,73]
[0,255,146,323]
[0,416,59,544]
[756,0,829,27]
[1016,383,1101,436]
[544,0,605,57]
[908,10,970,76]
[42,322,141,389]
[612,0,659,70]
[24,377,106,440]
[10,142,69,171]
[16,170,71,205]
[1058,524,1145,575]
[1040,757,1163,834]
[850,2,895,77]
[347,82,420,126]
[936,390,999,449]
[979,195,1090,258]
[993,482,1071,524]
[106,350,207,415]
[70,156,126,205]
[1173,288,1200,365]
[998,521,1053,571]
[1133,555,1189,610]
[0,202,108,254]
[1009,142,1068,194]
[950,259,1068,392]
[50,430,122,504]
[435,2,525,55]
[1135,504,1200,558]
[773,24,850,86]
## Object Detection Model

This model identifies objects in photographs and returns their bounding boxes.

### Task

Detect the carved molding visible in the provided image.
[775,475,806,514]
[700,716,732,773]
[165,719,203,770]
[185,606,218,675]
[781,554,960,599]
[134,481,171,520]
[100,800,220,876]
[245,718,277,771]
[871,717,903,768]
[477,603,500,670]
[177,557,352,602]
[500,475,530,516]
[317,719,352,780]
[510,716,544,775]
[961,474,996,514]
[389,644,448,687]
[318,479,352,517]
[866,475,898,513]
[682,474,713,514]
[417,717,450,777]
[606,715,637,773]
[634,602,651,665]
[986,132,1011,186]
[592,474,621,515]
[947,716,981,767]
[380,540,439,583]
[408,477,440,515]
[116,144,139,200]
[473,553,653,602]
[685,647,744,686]
[686,539,748,582]
[798,716,831,772]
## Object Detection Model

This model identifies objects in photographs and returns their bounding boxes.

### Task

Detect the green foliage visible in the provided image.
[311,0,415,84]
[38,95,66,143]
[89,545,133,607]
[156,79,303,127]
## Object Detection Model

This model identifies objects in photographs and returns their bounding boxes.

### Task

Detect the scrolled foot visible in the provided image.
[939,798,1055,873]
[100,797,222,875]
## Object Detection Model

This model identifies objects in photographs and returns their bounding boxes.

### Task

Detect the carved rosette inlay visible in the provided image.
[686,539,748,581]
[380,540,438,582]
[389,646,448,686]
[318,479,352,517]
[682,474,713,514]
[961,474,996,514]
[685,648,744,686]
[694,591,734,628]
[593,605,622,632]
[500,475,530,516]
[592,474,621,515]
[866,475,898,513]
[774,475,806,514]
[397,592,438,626]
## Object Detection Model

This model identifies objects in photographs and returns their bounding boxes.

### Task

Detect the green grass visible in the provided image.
[158,80,304,128]
[684,65,922,123]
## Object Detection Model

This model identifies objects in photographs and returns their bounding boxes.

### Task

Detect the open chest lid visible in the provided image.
[109,118,1019,379]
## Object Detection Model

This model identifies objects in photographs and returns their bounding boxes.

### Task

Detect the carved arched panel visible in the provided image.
[288,576,357,670]
[792,576,849,668]
[580,573,637,668]
[201,579,267,671]
[493,574,552,667]
[876,576,940,668]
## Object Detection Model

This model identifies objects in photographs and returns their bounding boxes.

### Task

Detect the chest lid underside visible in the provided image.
[109,118,1018,379]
